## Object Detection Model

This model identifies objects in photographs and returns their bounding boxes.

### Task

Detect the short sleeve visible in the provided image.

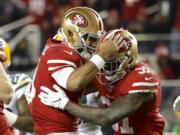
[44,45,80,75]
[42,42,83,89]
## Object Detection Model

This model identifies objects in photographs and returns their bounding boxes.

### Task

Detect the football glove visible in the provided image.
[39,84,69,110]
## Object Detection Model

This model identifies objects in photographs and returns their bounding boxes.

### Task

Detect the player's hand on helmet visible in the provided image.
[97,33,125,60]
[39,84,69,110]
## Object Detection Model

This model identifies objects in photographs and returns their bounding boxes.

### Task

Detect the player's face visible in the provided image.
[74,32,102,60]
[104,60,120,76]
[83,33,99,53]
[103,54,129,83]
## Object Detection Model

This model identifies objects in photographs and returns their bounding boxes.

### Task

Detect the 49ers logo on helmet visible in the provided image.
[100,29,133,53]
[69,13,88,28]
[119,37,132,52]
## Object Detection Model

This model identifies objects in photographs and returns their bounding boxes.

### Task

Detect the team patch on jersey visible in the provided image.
[69,13,88,28]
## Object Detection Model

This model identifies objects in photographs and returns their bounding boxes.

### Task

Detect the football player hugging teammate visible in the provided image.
[39,29,166,135]
[27,7,121,135]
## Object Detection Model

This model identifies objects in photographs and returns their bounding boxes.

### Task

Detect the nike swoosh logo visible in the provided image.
[64,50,73,55]
[145,77,153,81]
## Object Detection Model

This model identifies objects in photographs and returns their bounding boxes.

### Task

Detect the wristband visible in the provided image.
[90,54,105,70]
[3,109,18,126]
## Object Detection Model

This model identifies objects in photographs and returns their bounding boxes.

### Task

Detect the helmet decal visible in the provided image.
[69,13,88,28]
[61,7,105,59]
[118,37,132,52]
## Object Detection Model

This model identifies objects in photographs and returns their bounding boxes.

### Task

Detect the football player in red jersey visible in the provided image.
[0,38,13,135]
[27,7,122,134]
[39,29,165,135]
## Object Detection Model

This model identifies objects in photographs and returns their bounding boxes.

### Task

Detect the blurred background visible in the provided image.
[0,0,180,134]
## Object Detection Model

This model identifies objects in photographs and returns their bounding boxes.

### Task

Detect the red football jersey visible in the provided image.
[0,103,13,135]
[29,39,83,134]
[94,63,165,135]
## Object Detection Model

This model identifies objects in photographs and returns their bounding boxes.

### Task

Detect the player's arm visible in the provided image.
[15,95,34,132]
[13,74,33,132]
[4,95,33,132]
[66,61,99,92]
[51,34,123,92]
[5,74,33,133]
[65,93,154,127]
[0,62,12,104]
[67,34,123,92]
[14,116,33,133]
[39,85,154,127]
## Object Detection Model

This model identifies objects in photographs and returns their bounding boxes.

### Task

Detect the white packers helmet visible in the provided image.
[102,29,138,83]
[0,38,11,68]
[60,7,105,59]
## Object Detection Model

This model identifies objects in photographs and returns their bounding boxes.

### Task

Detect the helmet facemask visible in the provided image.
[103,53,134,84]
[74,31,105,60]
[95,28,138,84]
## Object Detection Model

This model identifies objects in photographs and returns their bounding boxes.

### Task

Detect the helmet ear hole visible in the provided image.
[68,30,73,37]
